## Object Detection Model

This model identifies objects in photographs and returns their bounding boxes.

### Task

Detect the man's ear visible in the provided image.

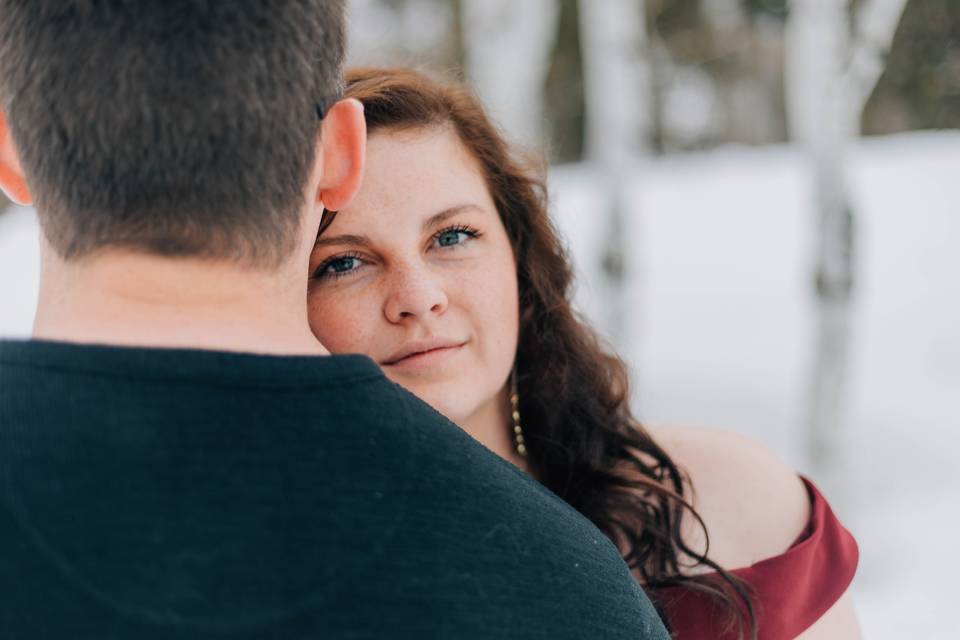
[315,98,366,212]
[0,112,32,205]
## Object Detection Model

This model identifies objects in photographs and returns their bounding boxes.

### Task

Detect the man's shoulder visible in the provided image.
[0,342,670,638]
[0,339,385,389]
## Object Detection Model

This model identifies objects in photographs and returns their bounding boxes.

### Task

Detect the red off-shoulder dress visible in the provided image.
[652,477,858,639]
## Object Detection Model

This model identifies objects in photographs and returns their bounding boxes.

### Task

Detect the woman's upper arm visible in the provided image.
[650,424,810,567]
[650,424,861,637]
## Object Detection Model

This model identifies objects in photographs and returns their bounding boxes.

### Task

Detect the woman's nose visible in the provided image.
[383,262,449,323]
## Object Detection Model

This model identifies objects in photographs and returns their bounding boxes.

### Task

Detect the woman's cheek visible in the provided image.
[462,259,519,347]
[310,290,380,355]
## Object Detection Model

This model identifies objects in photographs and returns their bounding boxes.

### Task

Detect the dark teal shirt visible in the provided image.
[0,340,668,639]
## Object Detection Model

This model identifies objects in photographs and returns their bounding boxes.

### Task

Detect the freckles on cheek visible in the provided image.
[309,292,378,355]
[461,265,519,344]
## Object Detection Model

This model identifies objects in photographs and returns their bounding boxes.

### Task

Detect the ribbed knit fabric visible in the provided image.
[0,339,668,639]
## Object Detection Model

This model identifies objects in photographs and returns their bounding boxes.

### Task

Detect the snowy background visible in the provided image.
[555,133,960,639]
[3,0,959,637]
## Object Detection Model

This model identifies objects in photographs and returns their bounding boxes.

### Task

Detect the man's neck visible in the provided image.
[32,249,328,356]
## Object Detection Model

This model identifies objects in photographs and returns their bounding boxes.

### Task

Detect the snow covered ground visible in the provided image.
[2,131,958,637]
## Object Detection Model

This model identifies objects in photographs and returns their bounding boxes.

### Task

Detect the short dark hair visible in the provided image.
[0,0,345,266]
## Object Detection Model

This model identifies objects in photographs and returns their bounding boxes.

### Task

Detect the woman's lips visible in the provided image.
[382,343,465,371]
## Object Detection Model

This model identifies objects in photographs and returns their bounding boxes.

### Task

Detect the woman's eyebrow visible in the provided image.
[422,204,484,230]
[315,204,485,249]
[313,233,372,249]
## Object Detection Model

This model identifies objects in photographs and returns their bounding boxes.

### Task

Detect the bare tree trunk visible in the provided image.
[578,0,651,360]
[786,0,908,478]
[346,0,460,66]
[846,0,911,116]
[700,0,747,32]
[579,0,651,163]
[460,0,560,150]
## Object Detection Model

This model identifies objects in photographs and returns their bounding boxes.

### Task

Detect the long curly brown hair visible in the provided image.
[338,67,756,638]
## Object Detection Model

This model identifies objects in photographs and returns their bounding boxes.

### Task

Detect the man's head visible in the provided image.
[0,0,364,268]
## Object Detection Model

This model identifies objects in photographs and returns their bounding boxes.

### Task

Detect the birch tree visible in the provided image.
[700,0,747,32]
[346,0,457,67]
[460,0,560,150]
[785,0,909,471]
[578,0,652,358]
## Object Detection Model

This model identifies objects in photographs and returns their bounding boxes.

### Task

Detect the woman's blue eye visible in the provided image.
[315,254,362,279]
[328,257,359,273]
[437,230,466,247]
[434,226,479,249]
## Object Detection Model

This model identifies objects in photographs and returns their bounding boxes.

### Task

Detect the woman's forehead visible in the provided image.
[339,127,495,227]
[364,125,479,180]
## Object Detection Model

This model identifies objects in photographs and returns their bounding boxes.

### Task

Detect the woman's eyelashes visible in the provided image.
[312,224,484,282]
[430,224,482,250]
[313,251,366,280]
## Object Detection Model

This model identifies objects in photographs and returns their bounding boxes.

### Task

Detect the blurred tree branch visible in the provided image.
[846,0,911,115]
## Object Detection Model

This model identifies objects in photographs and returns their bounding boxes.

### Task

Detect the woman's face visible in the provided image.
[308,126,519,432]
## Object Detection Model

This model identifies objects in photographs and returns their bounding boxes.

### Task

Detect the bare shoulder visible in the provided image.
[647,424,810,570]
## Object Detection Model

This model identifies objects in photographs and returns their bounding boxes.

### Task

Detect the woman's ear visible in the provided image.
[315,98,366,212]
[0,112,32,205]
